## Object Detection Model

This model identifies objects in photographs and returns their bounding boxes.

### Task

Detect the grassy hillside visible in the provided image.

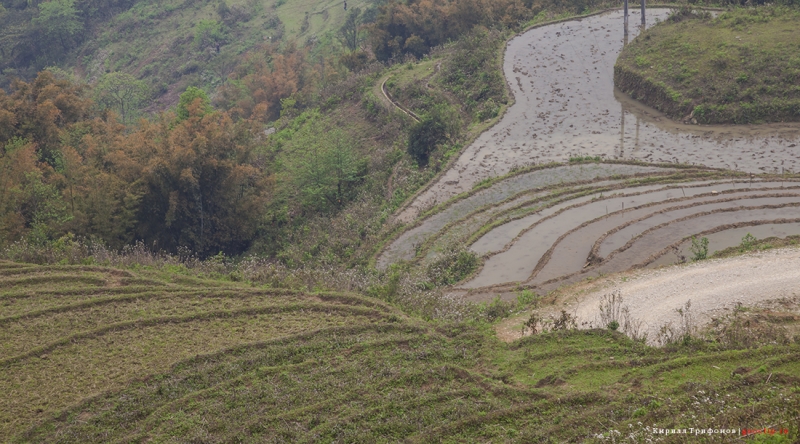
[615,6,800,124]
[2,260,799,441]
[0,0,378,107]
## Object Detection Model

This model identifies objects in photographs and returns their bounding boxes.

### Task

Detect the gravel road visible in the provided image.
[560,247,800,341]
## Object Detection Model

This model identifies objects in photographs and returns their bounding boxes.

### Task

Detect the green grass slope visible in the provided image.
[0,0,376,107]
[2,260,799,442]
[615,6,800,124]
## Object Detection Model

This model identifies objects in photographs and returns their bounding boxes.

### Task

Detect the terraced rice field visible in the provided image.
[463,178,800,292]
[379,160,800,303]
[3,260,799,441]
[384,163,682,264]
[0,262,400,440]
[405,8,800,216]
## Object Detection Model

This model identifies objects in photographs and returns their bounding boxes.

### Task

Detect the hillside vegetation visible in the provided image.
[0,0,626,267]
[615,6,800,124]
[3,0,800,441]
[2,260,799,441]
[0,0,378,103]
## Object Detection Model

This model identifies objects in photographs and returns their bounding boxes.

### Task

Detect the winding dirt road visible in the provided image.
[401,9,800,221]
[544,247,800,342]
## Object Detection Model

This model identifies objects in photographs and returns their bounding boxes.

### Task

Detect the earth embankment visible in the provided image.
[615,7,800,125]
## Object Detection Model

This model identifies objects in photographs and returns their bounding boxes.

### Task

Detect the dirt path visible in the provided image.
[498,247,800,342]
[373,74,421,122]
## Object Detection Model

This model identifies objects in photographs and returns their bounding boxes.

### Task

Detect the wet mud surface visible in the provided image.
[406,9,800,213]
[380,164,671,267]
[462,181,800,288]
[650,222,800,267]
[536,195,800,283]
[597,193,800,257]
[565,206,800,284]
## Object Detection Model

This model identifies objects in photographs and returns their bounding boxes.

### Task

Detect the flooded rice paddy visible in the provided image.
[380,163,673,267]
[461,180,800,288]
[405,8,800,215]
[382,9,800,298]
[650,222,800,267]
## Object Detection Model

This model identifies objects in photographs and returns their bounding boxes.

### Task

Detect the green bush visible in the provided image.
[516,289,537,309]
[407,102,461,165]
[482,296,514,322]
[690,236,709,261]
[427,248,479,286]
[740,233,757,252]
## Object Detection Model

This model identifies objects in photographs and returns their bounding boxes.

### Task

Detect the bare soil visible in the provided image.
[514,247,800,343]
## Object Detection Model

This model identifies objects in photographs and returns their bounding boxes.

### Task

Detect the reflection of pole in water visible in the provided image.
[619,104,625,159]
[624,0,629,36]
[634,114,640,153]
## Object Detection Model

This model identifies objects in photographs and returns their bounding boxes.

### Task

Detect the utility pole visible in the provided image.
[624,0,629,36]
[641,0,646,27]
[619,102,625,159]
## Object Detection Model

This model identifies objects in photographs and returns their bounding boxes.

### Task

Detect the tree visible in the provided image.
[0,71,92,167]
[194,19,227,51]
[32,0,83,52]
[0,137,38,246]
[129,104,270,256]
[407,104,460,165]
[19,169,70,246]
[215,45,310,123]
[403,34,427,59]
[281,112,365,213]
[55,117,143,249]
[208,51,238,86]
[95,72,149,124]
[176,87,212,121]
[339,7,362,51]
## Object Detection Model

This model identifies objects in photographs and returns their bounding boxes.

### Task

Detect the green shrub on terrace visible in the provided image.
[426,247,478,286]
[407,104,461,166]
[690,236,709,261]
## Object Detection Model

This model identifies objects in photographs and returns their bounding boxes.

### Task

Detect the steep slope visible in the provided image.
[2,260,799,441]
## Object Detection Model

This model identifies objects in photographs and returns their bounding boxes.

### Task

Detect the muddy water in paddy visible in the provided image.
[462,181,800,288]
[404,9,800,219]
[538,194,800,283]
[379,163,668,267]
[651,222,800,267]
[470,178,724,255]
[593,206,800,270]
[597,192,800,257]
[520,208,800,292]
